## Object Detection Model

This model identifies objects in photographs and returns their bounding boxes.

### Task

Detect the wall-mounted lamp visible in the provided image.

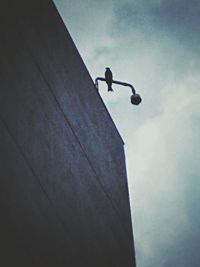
[95,74,142,106]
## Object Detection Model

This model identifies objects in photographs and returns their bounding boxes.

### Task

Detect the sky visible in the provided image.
[53,1,200,266]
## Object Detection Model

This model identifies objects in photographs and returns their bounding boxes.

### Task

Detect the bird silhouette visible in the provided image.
[105,67,113,91]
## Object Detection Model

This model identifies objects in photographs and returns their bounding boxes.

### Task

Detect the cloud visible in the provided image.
[126,71,200,267]
[54,0,115,64]
[99,2,200,266]
[113,0,200,54]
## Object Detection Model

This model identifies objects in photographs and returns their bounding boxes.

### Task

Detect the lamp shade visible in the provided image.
[131,94,142,105]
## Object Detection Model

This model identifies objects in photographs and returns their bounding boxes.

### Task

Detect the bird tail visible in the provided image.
[108,85,113,92]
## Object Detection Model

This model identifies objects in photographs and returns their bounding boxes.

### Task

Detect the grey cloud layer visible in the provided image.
[114,0,200,38]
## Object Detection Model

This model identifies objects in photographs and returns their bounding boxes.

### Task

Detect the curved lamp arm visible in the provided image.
[95,77,136,94]
[95,77,142,105]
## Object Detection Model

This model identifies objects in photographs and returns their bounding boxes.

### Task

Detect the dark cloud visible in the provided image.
[152,0,200,31]
[114,0,200,51]
[152,0,200,49]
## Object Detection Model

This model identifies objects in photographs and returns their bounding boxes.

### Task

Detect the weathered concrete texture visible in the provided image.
[0,1,135,266]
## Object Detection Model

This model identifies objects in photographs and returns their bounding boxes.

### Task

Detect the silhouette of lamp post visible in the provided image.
[95,77,142,105]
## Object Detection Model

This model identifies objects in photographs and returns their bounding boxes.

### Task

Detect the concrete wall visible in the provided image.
[0,1,136,266]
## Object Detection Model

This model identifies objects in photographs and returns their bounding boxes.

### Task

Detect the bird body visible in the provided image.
[105,67,113,91]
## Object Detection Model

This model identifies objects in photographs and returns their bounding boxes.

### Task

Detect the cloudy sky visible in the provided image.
[54,1,200,266]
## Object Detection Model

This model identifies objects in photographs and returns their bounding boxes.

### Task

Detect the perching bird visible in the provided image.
[105,67,113,92]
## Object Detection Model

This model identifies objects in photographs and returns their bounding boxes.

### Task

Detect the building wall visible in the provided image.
[0,1,135,266]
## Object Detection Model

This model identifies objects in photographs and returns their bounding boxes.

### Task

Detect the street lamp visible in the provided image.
[95,77,142,105]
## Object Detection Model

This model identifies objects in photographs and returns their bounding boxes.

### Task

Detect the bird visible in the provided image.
[105,67,113,92]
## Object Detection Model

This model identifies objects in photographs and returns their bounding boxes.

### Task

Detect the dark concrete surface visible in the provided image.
[0,1,136,266]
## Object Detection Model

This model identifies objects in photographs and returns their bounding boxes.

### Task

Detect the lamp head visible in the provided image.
[131,94,142,105]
